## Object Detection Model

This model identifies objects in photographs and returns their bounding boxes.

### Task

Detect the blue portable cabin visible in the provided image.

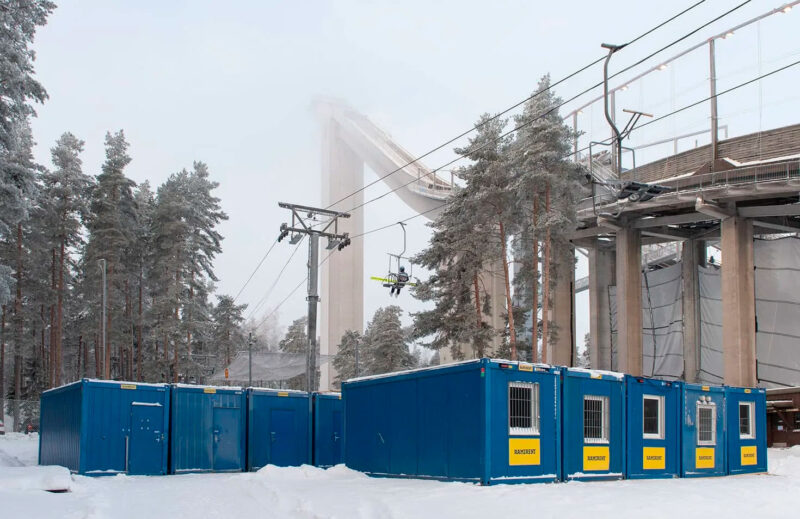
[247,388,311,470]
[680,383,726,477]
[725,386,767,475]
[313,392,344,468]
[624,375,681,479]
[39,379,170,476]
[169,384,246,474]
[343,358,562,485]
[561,368,625,481]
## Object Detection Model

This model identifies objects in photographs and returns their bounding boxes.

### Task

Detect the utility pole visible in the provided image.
[601,42,626,176]
[278,202,351,393]
[98,259,107,379]
[248,332,253,387]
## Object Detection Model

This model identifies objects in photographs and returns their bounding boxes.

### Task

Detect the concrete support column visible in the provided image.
[616,228,643,376]
[588,245,615,370]
[721,217,756,387]
[550,247,576,367]
[682,240,705,383]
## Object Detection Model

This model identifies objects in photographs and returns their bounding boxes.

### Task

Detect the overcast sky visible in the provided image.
[27,0,800,346]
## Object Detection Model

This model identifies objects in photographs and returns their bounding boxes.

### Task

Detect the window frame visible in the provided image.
[696,402,717,446]
[508,381,540,436]
[642,394,665,440]
[583,395,610,444]
[739,401,755,439]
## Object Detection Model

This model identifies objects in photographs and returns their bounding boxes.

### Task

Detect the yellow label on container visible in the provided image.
[518,363,533,372]
[643,447,666,470]
[741,446,757,466]
[744,389,751,394]
[701,386,710,391]
[590,373,603,379]
[203,388,216,394]
[696,448,715,469]
[120,384,136,390]
[583,446,610,471]
[278,391,289,397]
[509,438,540,466]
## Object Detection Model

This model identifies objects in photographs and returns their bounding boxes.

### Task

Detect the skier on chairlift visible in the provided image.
[391,266,410,297]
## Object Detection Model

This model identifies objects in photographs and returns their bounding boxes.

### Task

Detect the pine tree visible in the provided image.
[333,329,363,387]
[363,306,415,376]
[211,295,247,370]
[279,316,307,389]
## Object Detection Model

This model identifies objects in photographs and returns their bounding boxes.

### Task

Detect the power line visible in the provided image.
[324,0,731,211]
[246,236,306,320]
[338,0,753,217]
[233,238,278,302]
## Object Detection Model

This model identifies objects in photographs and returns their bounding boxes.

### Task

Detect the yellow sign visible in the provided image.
[583,446,610,471]
[518,363,533,372]
[508,438,541,466]
[278,391,289,397]
[120,384,136,390]
[696,448,715,469]
[642,447,666,470]
[224,368,229,379]
[701,386,710,391]
[203,387,217,394]
[741,446,757,466]
[590,373,603,379]
[744,389,751,394]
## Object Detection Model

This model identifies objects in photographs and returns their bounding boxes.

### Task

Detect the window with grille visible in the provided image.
[583,395,609,443]
[697,403,716,445]
[739,402,755,439]
[643,395,664,439]
[508,382,539,435]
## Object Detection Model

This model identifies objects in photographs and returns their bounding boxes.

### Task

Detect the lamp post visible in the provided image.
[98,259,107,379]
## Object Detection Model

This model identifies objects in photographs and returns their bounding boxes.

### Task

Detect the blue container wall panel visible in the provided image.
[681,384,726,477]
[82,381,170,475]
[624,376,681,479]
[725,387,767,474]
[561,370,626,481]
[248,390,310,470]
[39,382,83,471]
[313,394,344,468]
[344,360,486,482]
[487,363,561,484]
[169,386,246,474]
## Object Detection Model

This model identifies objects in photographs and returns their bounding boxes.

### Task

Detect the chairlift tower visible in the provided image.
[278,202,351,392]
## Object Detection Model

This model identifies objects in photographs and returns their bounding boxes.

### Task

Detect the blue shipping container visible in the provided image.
[343,358,562,485]
[680,383,726,477]
[624,375,681,479]
[247,388,310,470]
[39,379,170,475]
[169,384,246,474]
[313,392,344,468]
[725,386,767,475]
[561,368,625,481]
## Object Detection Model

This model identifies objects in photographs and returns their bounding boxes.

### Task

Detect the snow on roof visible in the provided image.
[566,367,625,380]
[248,387,308,395]
[345,359,481,384]
[173,383,243,391]
[488,358,555,370]
[42,378,169,394]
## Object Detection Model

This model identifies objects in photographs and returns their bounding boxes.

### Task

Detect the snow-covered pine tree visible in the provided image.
[333,329,363,387]
[131,181,154,381]
[279,316,308,389]
[508,74,585,362]
[211,295,247,371]
[363,306,415,376]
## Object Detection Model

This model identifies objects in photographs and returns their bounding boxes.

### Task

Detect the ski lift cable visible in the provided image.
[325,0,744,212]
[233,238,279,302]
[339,0,753,217]
[246,236,307,320]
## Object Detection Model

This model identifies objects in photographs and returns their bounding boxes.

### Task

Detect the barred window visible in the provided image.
[583,395,609,443]
[508,382,539,435]
[697,404,716,445]
[643,395,664,439]
[739,402,755,439]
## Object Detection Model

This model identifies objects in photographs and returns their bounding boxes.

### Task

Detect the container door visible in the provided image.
[212,407,242,471]
[269,408,296,466]
[128,403,164,475]
[331,409,343,465]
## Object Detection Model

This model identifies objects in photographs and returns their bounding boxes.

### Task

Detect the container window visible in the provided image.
[739,402,755,439]
[508,382,539,435]
[583,395,609,444]
[697,403,716,446]
[642,395,664,439]
[794,413,800,431]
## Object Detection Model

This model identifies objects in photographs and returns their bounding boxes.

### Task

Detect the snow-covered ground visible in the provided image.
[2,433,799,519]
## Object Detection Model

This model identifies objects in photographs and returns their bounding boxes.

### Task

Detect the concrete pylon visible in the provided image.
[588,244,615,370]
[320,119,364,390]
[681,240,705,383]
[721,217,756,387]
[615,228,643,376]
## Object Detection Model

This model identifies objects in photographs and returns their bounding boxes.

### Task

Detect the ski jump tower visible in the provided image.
[315,99,506,389]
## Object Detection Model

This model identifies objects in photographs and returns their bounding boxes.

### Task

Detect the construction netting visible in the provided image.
[208,351,332,385]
